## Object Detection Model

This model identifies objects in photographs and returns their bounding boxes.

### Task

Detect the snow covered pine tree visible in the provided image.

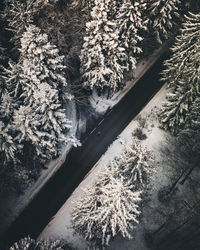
[117,140,153,186]
[117,0,148,70]
[160,12,200,134]
[80,0,127,93]
[72,161,141,247]
[12,25,73,162]
[148,0,181,43]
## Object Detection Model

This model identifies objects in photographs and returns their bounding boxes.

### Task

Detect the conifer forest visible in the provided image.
[0,0,199,249]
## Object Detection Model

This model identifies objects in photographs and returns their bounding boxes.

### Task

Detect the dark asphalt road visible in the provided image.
[0,52,169,249]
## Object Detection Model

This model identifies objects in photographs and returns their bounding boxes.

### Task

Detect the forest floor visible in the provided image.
[39,83,200,250]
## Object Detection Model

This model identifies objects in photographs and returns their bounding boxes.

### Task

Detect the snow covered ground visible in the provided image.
[39,84,176,249]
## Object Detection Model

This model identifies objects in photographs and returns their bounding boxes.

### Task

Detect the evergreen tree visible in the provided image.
[72,163,141,246]
[117,141,153,185]
[19,24,71,103]
[148,0,181,43]
[80,0,127,92]
[160,12,200,134]
[117,0,147,70]
[10,25,74,161]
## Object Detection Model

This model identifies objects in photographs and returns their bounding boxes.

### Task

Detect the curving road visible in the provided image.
[0,52,169,249]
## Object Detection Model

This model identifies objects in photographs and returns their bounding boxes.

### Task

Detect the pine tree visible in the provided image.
[19,25,71,103]
[10,25,74,162]
[13,85,72,161]
[117,141,153,185]
[117,0,147,70]
[72,165,141,246]
[160,12,200,134]
[148,0,181,43]
[80,0,127,92]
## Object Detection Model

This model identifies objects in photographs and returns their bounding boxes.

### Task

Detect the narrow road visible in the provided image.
[0,52,168,249]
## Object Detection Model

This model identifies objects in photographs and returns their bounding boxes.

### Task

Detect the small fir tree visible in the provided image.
[80,0,127,92]
[148,0,181,43]
[117,0,148,70]
[160,12,200,134]
[117,141,153,185]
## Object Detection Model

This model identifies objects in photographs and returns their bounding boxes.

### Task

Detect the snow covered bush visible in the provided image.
[160,12,200,135]
[117,0,147,70]
[117,141,153,186]
[9,236,65,250]
[72,171,141,246]
[148,0,181,43]
[80,0,127,93]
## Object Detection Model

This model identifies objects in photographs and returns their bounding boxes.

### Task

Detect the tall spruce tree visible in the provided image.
[80,0,127,93]
[160,12,200,135]
[11,25,73,162]
[148,0,181,43]
[117,0,147,70]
